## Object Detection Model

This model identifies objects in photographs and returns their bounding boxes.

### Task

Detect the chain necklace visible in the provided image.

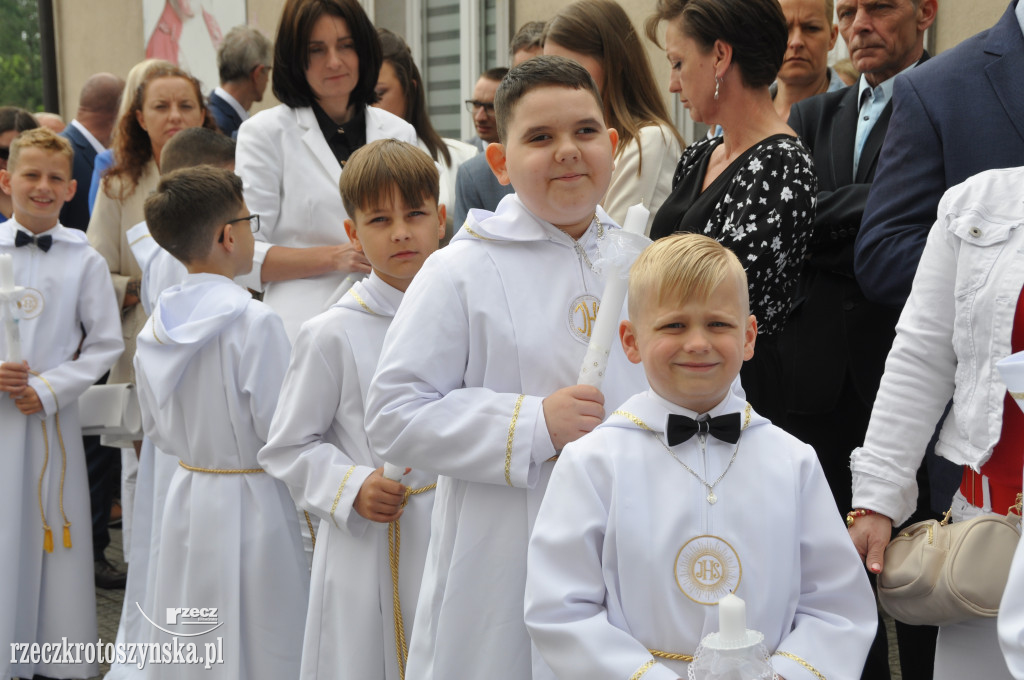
[572,212,604,275]
[614,403,752,505]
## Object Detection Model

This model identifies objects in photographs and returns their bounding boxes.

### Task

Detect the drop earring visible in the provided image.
[714,74,722,101]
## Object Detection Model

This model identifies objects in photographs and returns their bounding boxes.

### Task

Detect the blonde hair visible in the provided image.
[339,139,440,216]
[8,127,73,174]
[628,233,748,319]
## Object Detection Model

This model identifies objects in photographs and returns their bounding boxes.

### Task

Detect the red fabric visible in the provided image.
[963,284,1024,510]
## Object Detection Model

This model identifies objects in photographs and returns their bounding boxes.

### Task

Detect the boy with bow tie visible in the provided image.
[0,127,122,680]
[524,233,877,680]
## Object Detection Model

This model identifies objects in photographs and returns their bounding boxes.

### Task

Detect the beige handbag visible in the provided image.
[877,498,1022,627]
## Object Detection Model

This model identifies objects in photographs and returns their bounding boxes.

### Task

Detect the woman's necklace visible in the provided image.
[615,403,752,505]
[572,212,604,275]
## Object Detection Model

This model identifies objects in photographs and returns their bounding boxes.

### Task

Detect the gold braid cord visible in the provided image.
[505,395,525,487]
[649,649,694,662]
[177,460,265,474]
[305,511,317,550]
[773,651,826,680]
[388,482,436,680]
[31,371,71,552]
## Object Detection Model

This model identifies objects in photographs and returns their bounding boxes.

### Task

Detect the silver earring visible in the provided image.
[714,75,722,101]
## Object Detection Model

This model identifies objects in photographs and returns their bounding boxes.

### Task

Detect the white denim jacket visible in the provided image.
[851,167,1024,524]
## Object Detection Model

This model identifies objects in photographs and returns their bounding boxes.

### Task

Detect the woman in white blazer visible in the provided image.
[236,0,416,340]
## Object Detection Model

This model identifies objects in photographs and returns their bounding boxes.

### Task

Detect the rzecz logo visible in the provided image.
[137,604,224,637]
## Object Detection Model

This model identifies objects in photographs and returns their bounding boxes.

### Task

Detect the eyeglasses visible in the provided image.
[464,100,496,116]
[219,214,260,242]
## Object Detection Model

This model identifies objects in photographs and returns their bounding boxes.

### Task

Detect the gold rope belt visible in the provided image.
[30,371,71,553]
[177,460,265,474]
[388,482,436,680]
[648,649,694,662]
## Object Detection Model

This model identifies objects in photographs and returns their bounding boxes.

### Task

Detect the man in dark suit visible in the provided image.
[856,0,1024,308]
[209,25,273,139]
[59,73,123,231]
[784,1,937,677]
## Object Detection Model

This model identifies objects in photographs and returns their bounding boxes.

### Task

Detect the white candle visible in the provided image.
[382,462,405,481]
[0,253,13,290]
[718,593,747,646]
[0,254,22,363]
[577,203,650,388]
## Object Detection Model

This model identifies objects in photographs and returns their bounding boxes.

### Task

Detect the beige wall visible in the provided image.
[51,0,1012,119]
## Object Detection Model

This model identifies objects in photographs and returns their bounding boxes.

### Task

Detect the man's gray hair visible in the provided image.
[218,25,273,83]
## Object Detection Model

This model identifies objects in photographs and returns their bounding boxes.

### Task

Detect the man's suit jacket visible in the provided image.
[208,90,243,139]
[783,57,929,413]
[59,123,99,231]
[856,0,1024,307]
[452,152,514,229]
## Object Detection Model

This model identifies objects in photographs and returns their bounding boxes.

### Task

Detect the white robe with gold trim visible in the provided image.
[365,195,649,680]
[134,273,306,679]
[525,387,878,680]
[260,272,435,680]
[0,220,123,680]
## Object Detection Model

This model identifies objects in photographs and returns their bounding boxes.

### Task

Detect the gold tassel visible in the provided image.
[43,527,54,553]
[63,523,72,549]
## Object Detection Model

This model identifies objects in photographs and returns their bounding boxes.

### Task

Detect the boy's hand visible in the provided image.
[329,243,372,275]
[123,279,141,310]
[848,512,893,574]
[11,386,42,415]
[354,467,406,523]
[543,385,605,451]
[0,360,30,394]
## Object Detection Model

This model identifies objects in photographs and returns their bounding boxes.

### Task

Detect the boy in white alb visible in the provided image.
[364,56,648,680]
[259,139,446,680]
[133,167,307,679]
[107,128,239,680]
[524,234,878,680]
[0,128,123,680]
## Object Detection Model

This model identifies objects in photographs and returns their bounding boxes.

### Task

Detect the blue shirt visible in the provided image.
[853,61,917,176]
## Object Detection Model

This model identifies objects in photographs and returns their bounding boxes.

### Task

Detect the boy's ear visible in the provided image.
[64,178,77,203]
[220,222,237,252]
[0,170,11,197]
[743,314,757,361]
[484,142,511,186]
[607,127,619,157]
[619,320,643,365]
[343,218,363,252]
[436,204,447,239]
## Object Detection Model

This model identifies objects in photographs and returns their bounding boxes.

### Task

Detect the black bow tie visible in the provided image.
[666,412,742,445]
[15,230,53,252]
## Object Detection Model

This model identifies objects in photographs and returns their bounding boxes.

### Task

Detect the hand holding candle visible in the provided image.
[577,204,652,388]
[0,253,24,363]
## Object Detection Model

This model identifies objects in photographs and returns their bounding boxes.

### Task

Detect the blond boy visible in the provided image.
[525,234,878,680]
[0,128,122,680]
[364,56,648,680]
[259,139,445,680]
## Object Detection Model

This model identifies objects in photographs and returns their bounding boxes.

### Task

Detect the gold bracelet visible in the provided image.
[845,508,876,528]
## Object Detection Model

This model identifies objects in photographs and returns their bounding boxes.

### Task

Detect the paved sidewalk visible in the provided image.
[92,528,126,679]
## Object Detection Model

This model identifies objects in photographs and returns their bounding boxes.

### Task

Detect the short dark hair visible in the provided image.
[272,0,382,110]
[144,166,244,264]
[482,67,510,83]
[160,127,236,175]
[509,21,545,56]
[493,55,601,143]
[218,25,273,83]
[645,0,787,89]
[339,139,439,217]
[0,106,39,136]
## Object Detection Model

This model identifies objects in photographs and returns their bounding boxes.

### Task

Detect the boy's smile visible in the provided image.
[486,85,617,240]
[0,147,76,234]
[620,272,757,415]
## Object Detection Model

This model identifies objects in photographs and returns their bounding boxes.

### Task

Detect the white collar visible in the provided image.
[70,120,106,154]
[214,87,249,121]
